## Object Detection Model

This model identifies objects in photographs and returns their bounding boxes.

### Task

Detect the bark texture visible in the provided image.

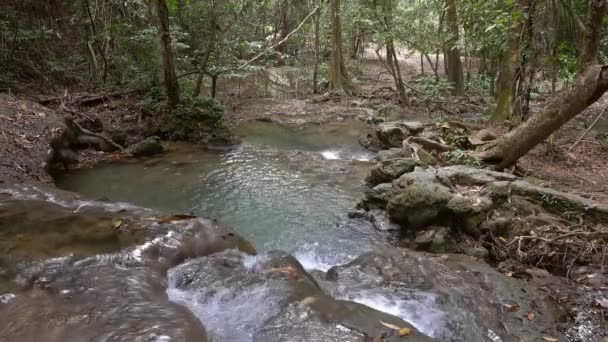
[480,0,607,169]
[492,0,532,121]
[445,0,464,96]
[156,0,180,108]
[328,0,354,94]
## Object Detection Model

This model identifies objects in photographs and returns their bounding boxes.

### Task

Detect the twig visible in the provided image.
[569,108,606,151]
[37,88,145,106]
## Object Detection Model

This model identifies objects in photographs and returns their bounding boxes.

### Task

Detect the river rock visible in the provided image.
[414,226,454,253]
[366,158,419,185]
[387,181,453,229]
[126,136,164,157]
[168,249,433,342]
[0,186,256,342]
[375,121,424,149]
[321,249,563,342]
[377,147,410,161]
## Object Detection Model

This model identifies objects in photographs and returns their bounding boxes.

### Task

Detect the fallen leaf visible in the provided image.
[542,337,558,341]
[526,312,535,321]
[300,296,318,306]
[379,321,402,330]
[499,236,508,242]
[504,272,513,277]
[113,219,123,229]
[266,266,301,280]
[399,327,412,336]
[504,303,520,312]
[158,214,197,223]
[596,298,608,309]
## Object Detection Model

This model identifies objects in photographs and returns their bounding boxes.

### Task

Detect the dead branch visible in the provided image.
[69,117,129,155]
[238,6,320,70]
[37,88,145,106]
[569,108,606,151]
[407,136,456,153]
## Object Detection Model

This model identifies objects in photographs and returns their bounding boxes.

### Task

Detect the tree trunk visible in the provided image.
[155,0,180,108]
[313,2,322,94]
[445,0,464,96]
[491,0,532,121]
[513,0,536,120]
[210,74,218,99]
[479,0,607,169]
[328,0,354,94]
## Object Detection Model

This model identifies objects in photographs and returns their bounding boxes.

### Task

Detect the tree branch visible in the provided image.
[237,6,320,70]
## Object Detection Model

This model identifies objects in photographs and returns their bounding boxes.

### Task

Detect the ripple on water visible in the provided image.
[55,141,386,269]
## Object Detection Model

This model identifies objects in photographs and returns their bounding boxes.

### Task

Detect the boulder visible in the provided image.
[377,148,410,161]
[413,226,454,253]
[362,182,395,207]
[366,158,419,185]
[322,249,562,342]
[126,136,164,157]
[375,121,424,149]
[387,182,452,229]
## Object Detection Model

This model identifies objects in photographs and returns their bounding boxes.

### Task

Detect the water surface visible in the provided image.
[56,120,382,269]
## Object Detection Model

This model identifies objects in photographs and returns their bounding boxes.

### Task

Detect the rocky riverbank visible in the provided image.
[353,117,608,340]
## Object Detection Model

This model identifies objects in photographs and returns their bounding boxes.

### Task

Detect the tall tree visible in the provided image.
[155,0,180,108]
[491,0,533,121]
[328,0,355,94]
[445,0,464,96]
[479,0,608,169]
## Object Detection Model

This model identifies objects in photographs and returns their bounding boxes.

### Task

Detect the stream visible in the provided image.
[56,120,380,270]
[1,119,566,341]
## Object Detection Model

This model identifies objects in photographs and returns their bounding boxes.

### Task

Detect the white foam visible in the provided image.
[321,150,341,160]
[341,290,446,338]
[167,283,279,342]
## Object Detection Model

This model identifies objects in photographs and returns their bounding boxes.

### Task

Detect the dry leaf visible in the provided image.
[113,219,123,229]
[158,214,197,223]
[398,327,412,337]
[526,312,535,321]
[542,337,558,341]
[379,321,402,330]
[596,298,608,309]
[266,266,301,280]
[504,272,513,277]
[504,303,520,312]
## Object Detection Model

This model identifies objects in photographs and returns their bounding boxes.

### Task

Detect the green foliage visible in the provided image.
[466,74,492,96]
[409,76,453,101]
[555,42,579,84]
[446,149,482,167]
[160,96,229,142]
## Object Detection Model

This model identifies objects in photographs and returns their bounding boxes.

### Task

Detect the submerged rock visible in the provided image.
[0,185,254,342]
[168,249,433,342]
[126,135,164,157]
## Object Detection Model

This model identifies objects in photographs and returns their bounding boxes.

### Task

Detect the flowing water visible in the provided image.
[6,119,558,341]
[55,120,380,270]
